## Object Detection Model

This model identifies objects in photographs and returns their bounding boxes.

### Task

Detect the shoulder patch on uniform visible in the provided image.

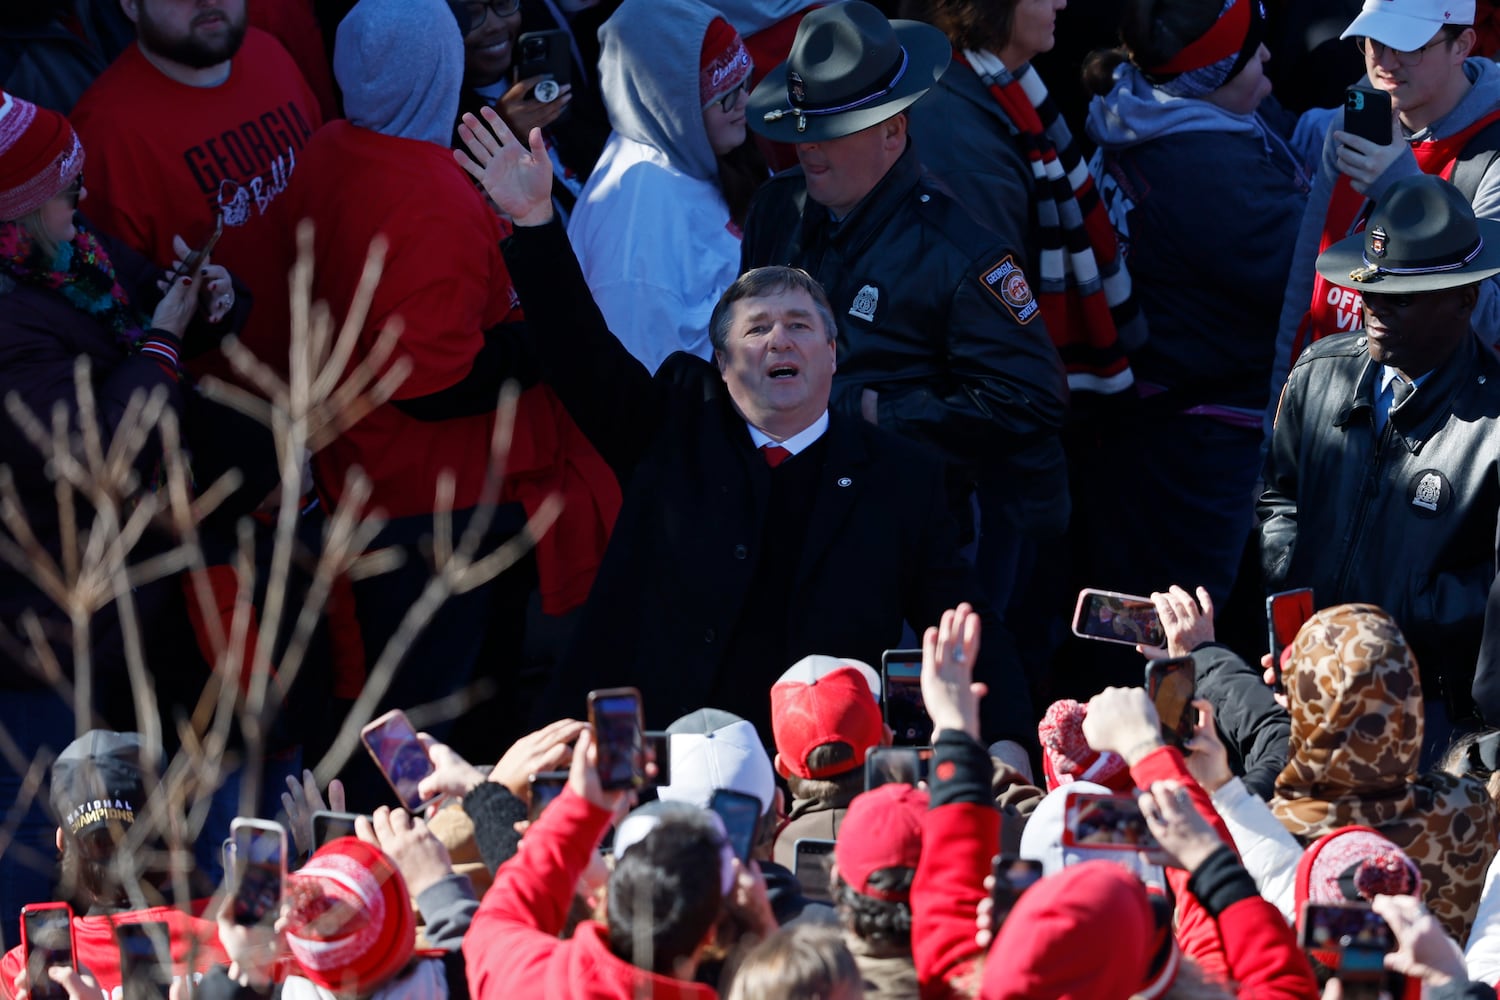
[980,255,1039,324]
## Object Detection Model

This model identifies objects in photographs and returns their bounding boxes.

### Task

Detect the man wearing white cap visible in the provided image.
[1271,0,1500,420]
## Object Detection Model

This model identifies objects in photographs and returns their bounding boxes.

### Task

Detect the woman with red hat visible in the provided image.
[0,88,255,939]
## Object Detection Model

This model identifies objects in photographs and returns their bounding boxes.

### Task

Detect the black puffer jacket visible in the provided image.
[740,143,1069,535]
[1190,642,1290,800]
[1259,330,1500,716]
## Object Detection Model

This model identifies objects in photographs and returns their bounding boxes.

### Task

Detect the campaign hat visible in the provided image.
[747,0,949,143]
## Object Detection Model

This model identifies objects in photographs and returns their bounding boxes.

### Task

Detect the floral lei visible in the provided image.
[0,217,150,350]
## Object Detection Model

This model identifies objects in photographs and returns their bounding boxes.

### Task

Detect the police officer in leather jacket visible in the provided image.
[1259,175,1500,736]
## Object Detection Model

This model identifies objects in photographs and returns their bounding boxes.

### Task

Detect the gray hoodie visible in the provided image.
[334,0,464,147]
[597,0,722,181]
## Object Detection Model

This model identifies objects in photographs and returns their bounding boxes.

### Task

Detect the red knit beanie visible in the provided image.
[0,91,84,221]
[700,17,752,109]
[284,837,416,995]
[1038,699,1134,792]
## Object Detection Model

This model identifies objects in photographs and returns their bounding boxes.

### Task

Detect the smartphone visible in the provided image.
[1299,901,1396,989]
[116,921,172,1000]
[1144,657,1196,752]
[21,903,75,1000]
[1267,587,1315,690]
[221,836,234,874]
[311,810,363,848]
[644,730,671,788]
[1071,589,1165,648]
[229,818,286,926]
[881,649,930,746]
[710,788,762,863]
[528,770,569,823]
[359,708,437,812]
[990,855,1045,934]
[1061,792,1162,855]
[168,214,224,283]
[588,688,645,791]
[516,30,572,93]
[864,746,932,791]
[1345,85,1394,146]
[793,838,837,904]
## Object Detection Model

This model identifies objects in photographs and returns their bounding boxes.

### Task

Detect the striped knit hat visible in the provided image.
[0,91,84,221]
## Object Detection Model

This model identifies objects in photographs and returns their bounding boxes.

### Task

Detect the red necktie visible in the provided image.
[762,444,791,468]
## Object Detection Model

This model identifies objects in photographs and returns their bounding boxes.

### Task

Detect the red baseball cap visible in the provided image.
[833,783,927,900]
[771,659,884,779]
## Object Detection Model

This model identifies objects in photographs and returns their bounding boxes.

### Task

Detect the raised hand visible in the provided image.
[921,603,986,740]
[454,106,555,227]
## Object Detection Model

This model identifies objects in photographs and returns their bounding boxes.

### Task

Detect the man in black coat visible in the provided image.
[455,106,1035,766]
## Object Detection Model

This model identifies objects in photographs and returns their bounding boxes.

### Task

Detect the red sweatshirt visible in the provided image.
[463,787,717,1000]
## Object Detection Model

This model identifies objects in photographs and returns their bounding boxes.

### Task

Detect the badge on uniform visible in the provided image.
[848,284,880,323]
[1407,469,1450,517]
[980,255,1039,324]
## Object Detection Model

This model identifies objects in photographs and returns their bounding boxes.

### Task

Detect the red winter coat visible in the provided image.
[463,787,717,1000]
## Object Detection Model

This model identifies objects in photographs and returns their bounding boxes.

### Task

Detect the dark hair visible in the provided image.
[1081,0,1221,96]
[833,868,915,948]
[607,813,727,974]
[709,267,838,356]
[717,140,770,229]
[897,0,1014,53]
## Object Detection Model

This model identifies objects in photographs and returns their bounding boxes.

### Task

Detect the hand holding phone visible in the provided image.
[311,810,363,849]
[1061,792,1163,857]
[990,856,1044,936]
[22,903,75,1000]
[360,709,437,811]
[864,746,932,791]
[167,215,224,284]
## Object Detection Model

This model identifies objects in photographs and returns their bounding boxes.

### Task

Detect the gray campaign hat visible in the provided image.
[748,0,949,143]
[1316,174,1500,293]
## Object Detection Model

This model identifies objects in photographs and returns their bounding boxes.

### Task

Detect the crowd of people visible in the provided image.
[6,0,1500,995]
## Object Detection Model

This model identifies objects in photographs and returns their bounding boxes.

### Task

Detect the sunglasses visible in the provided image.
[716,77,752,114]
[460,0,521,30]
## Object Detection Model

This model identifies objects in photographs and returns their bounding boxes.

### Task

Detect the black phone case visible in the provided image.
[1345,86,1393,145]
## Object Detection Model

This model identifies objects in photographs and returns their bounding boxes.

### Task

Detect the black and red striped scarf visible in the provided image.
[957,49,1143,395]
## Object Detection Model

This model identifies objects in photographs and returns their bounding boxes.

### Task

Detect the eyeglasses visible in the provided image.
[460,0,521,30]
[716,78,752,113]
[60,174,84,209]
[1354,33,1453,66]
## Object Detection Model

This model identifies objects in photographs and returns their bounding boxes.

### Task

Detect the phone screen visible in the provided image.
[710,789,762,863]
[23,907,73,1000]
[990,856,1045,933]
[1062,793,1162,853]
[590,691,644,791]
[793,839,837,903]
[361,711,434,811]
[644,731,671,788]
[1145,657,1195,751]
[528,771,569,822]
[864,746,932,791]
[1073,590,1165,647]
[882,651,929,746]
[1299,903,1396,955]
[116,922,171,1000]
[231,823,285,926]
[1267,588,1315,685]
[311,811,361,848]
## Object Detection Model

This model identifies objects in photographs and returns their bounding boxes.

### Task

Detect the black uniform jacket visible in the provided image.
[502,218,1033,743]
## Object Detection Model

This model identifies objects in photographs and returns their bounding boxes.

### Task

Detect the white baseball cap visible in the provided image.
[1341,0,1475,52]
[656,719,776,814]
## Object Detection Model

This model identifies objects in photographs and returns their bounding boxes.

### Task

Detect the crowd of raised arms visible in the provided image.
[8,0,1500,996]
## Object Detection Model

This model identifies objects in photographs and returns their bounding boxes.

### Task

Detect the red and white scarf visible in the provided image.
[959,48,1143,395]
